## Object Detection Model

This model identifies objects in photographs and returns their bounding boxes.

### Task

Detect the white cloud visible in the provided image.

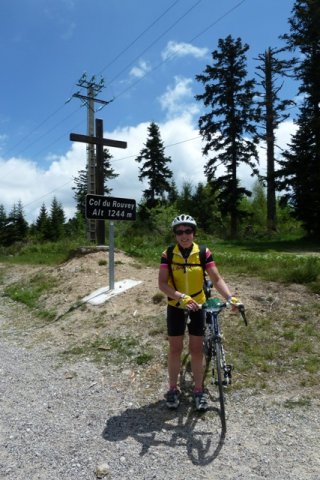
[0,143,87,222]
[158,76,200,119]
[161,41,209,61]
[0,115,297,224]
[275,119,297,150]
[129,60,152,78]
[108,117,205,202]
[0,116,204,223]
[237,119,298,189]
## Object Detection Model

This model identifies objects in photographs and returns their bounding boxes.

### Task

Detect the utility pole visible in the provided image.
[70,120,127,272]
[72,73,112,242]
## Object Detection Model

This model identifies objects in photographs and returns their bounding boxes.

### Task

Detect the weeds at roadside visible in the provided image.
[61,334,156,367]
[222,305,320,391]
[283,397,312,409]
[3,272,58,321]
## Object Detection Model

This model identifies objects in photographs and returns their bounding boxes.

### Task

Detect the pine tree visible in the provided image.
[135,122,173,209]
[191,183,222,234]
[35,203,50,241]
[279,0,320,238]
[1,202,28,246]
[176,182,194,216]
[195,35,259,239]
[280,107,317,234]
[0,205,7,229]
[168,180,179,204]
[15,200,28,241]
[0,204,8,246]
[48,197,66,241]
[73,169,87,218]
[255,47,295,233]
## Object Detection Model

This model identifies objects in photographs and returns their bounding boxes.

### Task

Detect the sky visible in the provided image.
[0,0,299,223]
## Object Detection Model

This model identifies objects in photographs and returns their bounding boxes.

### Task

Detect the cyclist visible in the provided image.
[158,214,238,411]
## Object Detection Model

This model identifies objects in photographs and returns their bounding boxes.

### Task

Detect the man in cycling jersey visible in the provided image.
[158,214,237,411]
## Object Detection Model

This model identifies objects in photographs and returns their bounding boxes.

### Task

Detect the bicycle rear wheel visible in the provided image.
[215,340,226,431]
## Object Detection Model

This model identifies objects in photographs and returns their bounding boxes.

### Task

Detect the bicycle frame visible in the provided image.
[203,301,233,387]
[202,297,247,430]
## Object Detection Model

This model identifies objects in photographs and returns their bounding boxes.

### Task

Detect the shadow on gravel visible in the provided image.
[102,397,225,465]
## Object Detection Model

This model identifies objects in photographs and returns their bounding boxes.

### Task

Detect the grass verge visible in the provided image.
[3,272,58,321]
[220,303,320,392]
[60,334,155,367]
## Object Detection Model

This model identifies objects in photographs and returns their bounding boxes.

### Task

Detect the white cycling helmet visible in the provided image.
[172,214,197,231]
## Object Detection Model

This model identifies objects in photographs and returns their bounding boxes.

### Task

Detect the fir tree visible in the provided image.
[195,35,259,238]
[280,107,318,235]
[0,204,8,246]
[14,200,28,241]
[35,203,50,241]
[1,202,28,246]
[280,0,320,238]
[255,47,295,233]
[135,122,173,209]
[48,197,66,241]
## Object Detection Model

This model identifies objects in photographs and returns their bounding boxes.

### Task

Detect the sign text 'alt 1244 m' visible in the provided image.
[85,194,136,221]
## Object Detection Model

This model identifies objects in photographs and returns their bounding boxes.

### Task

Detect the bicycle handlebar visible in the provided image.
[202,298,248,326]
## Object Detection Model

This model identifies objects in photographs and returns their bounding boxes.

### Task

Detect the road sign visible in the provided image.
[86,194,136,221]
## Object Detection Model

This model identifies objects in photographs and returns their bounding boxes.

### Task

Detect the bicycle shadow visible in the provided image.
[102,395,226,466]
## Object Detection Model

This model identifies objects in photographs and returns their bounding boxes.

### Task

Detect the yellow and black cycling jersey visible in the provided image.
[160,242,215,307]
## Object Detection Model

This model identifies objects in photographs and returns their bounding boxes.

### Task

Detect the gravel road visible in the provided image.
[1,310,319,479]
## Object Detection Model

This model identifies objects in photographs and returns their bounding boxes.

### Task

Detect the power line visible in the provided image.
[23,180,74,209]
[13,0,204,160]
[111,135,202,163]
[12,107,83,157]
[97,0,182,75]
[2,1,183,161]
[2,0,244,162]
[189,0,247,43]
[2,103,68,158]
[29,118,85,159]
[16,133,203,218]
[113,0,248,100]
[107,0,203,85]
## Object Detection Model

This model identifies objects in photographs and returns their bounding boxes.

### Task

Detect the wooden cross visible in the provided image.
[70,118,127,244]
[70,123,127,150]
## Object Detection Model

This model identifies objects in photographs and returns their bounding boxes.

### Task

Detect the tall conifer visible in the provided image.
[195,35,259,238]
[280,0,320,238]
[135,122,173,209]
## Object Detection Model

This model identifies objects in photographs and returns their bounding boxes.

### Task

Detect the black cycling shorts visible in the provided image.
[166,305,205,337]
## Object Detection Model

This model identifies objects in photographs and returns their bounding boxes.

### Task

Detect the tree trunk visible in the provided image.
[265,49,277,233]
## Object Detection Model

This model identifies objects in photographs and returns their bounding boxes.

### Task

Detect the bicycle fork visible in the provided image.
[211,340,233,386]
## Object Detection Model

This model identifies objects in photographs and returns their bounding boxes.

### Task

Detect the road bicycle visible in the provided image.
[203,297,247,431]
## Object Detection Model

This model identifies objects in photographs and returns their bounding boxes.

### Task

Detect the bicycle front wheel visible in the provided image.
[215,340,226,431]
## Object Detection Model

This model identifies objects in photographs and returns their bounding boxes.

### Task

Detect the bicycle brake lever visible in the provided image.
[238,304,248,326]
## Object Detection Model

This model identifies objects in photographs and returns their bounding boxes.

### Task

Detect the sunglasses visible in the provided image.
[175,228,194,235]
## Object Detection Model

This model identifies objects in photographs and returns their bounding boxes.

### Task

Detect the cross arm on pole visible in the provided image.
[70,133,127,149]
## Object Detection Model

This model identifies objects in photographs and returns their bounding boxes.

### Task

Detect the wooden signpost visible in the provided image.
[70,119,134,290]
[70,118,127,244]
